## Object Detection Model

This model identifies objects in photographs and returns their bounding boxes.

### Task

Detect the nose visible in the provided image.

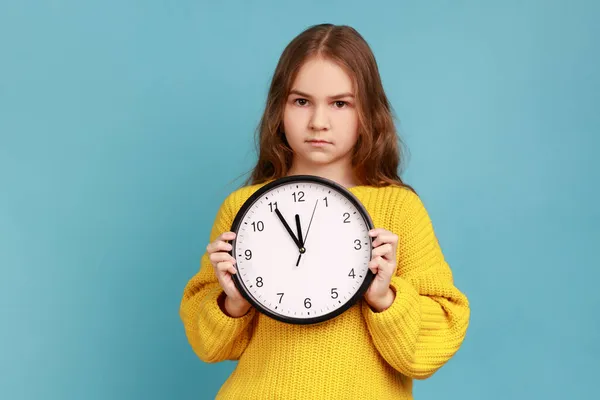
[309,104,330,131]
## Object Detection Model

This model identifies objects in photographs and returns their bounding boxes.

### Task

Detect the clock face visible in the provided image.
[230,175,374,324]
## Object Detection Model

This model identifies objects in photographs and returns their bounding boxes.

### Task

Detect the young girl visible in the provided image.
[180,23,470,399]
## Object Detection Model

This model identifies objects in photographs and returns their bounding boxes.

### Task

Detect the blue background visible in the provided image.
[1,0,598,399]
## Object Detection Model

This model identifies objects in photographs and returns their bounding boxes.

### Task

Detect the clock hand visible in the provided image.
[303,200,319,247]
[295,214,307,266]
[275,208,302,249]
[295,214,304,248]
[296,201,317,267]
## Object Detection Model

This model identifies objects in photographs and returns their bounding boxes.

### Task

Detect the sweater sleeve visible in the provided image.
[361,190,470,379]
[179,194,256,363]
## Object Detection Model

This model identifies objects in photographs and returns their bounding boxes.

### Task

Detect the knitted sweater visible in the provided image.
[180,182,470,399]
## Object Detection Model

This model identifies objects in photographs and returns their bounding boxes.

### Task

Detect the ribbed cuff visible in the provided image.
[362,277,422,344]
[197,287,255,355]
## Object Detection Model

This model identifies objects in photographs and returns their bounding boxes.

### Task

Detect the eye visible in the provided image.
[294,98,309,106]
[334,101,348,108]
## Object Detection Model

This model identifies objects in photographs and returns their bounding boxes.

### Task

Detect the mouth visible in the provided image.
[306,139,332,145]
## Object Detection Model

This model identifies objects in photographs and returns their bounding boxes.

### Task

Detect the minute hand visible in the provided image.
[274,208,302,249]
[302,199,319,247]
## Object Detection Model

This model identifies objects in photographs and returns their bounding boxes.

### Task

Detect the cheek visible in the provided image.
[337,111,359,145]
[283,108,306,138]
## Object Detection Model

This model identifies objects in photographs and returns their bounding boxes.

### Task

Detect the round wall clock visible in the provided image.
[230,175,375,324]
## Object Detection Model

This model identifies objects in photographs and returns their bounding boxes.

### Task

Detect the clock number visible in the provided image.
[354,239,362,250]
[292,191,305,202]
[268,202,278,212]
[304,298,312,308]
[348,268,356,278]
[244,249,252,260]
[251,221,264,232]
[256,276,263,287]
[277,292,284,303]
[343,212,351,223]
[323,196,328,207]
[330,288,338,299]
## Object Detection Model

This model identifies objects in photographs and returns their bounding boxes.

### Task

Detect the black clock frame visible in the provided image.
[229,174,375,325]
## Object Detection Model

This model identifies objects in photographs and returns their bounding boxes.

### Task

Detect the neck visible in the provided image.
[287,159,359,189]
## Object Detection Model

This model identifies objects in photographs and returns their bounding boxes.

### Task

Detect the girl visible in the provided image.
[180,23,470,399]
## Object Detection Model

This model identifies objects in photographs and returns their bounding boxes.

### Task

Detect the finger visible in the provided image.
[371,233,398,247]
[368,256,387,275]
[371,243,393,259]
[207,240,233,254]
[206,232,236,252]
[369,256,394,276]
[368,228,390,237]
[368,261,379,275]
[368,256,378,274]
[216,261,237,275]
[210,252,236,265]
[219,232,236,241]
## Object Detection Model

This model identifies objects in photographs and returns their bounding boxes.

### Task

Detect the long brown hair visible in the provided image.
[242,23,414,191]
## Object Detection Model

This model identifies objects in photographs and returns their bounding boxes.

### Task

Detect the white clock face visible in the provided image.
[231,177,374,324]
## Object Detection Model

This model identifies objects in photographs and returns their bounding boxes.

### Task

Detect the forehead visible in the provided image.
[291,57,354,96]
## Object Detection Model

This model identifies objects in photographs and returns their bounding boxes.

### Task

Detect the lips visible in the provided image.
[306,139,331,144]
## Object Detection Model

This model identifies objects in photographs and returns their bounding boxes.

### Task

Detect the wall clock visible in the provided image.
[230,175,375,324]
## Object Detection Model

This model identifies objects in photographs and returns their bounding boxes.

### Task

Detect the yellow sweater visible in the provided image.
[180,182,470,399]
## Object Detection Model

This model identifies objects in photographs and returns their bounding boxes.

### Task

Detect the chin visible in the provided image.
[302,152,335,165]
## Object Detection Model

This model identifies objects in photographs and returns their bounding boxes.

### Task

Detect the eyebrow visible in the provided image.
[289,89,354,100]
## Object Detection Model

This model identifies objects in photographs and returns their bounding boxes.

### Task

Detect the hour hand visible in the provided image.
[274,208,302,249]
[295,214,304,248]
[295,214,306,267]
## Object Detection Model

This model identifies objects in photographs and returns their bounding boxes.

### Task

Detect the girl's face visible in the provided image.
[283,57,359,172]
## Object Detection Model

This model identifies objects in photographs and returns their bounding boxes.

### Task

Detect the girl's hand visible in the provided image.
[365,228,398,312]
[206,231,251,317]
